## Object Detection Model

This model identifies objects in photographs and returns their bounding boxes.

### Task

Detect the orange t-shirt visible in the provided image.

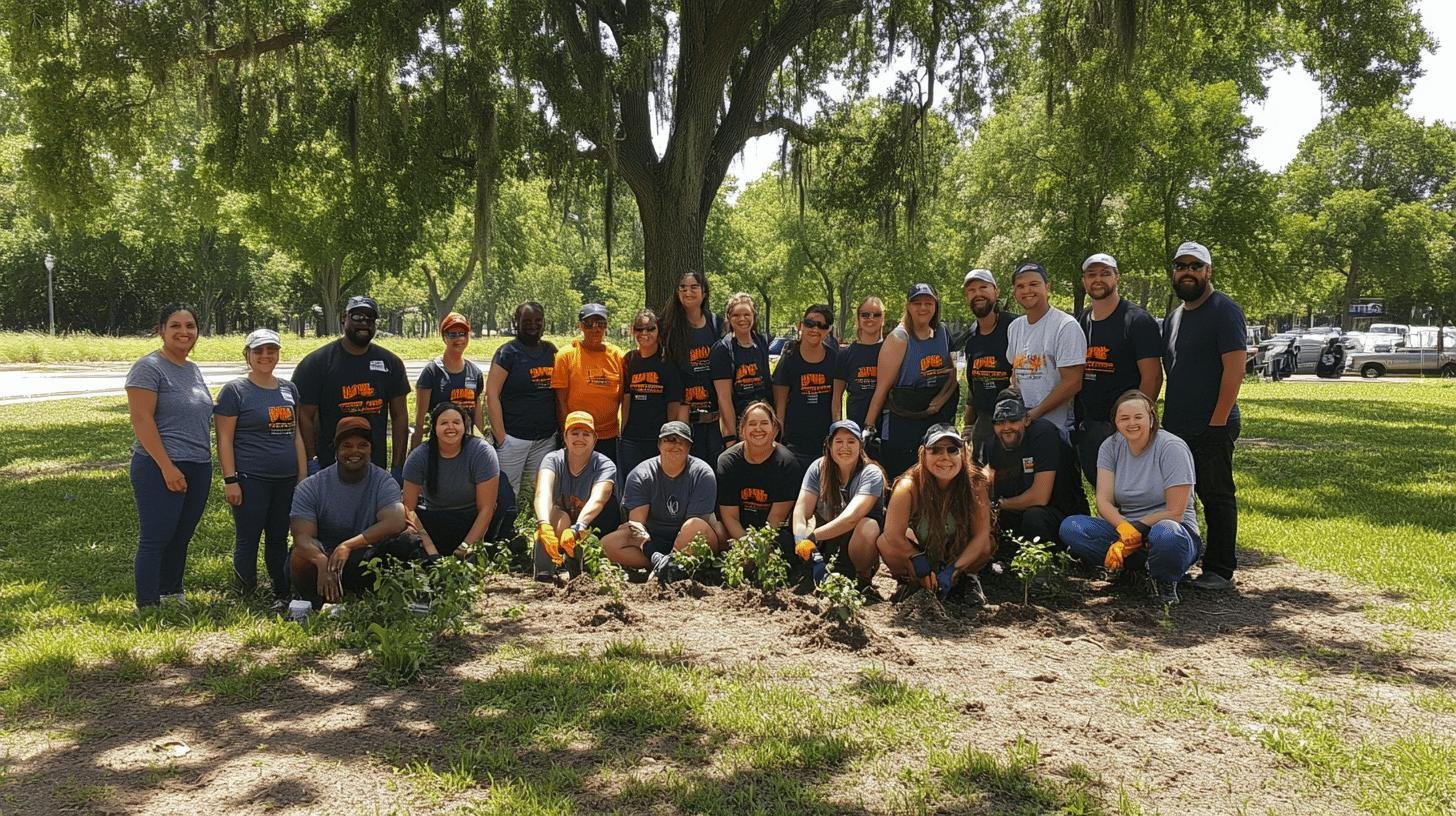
[550,341,623,438]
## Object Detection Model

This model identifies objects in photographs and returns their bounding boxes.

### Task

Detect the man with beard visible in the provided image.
[295,296,410,482]
[487,301,560,497]
[1162,241,1246,591]
[985,392,1087,546]
[1006,262,1086,443]
[959,269,1017,464]
[1075,253,1163,484]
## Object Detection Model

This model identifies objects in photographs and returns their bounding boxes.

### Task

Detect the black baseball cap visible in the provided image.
[905,283,939,302]
[344,295,378,316]
[992,396,1027,422]
[579,303,608,321]
[1013,262,1047,283]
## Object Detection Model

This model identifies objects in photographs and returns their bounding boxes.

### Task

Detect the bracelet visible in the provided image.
[223,475,239,485]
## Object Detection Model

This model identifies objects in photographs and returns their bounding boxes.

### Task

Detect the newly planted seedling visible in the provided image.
[1007,536,1072,606]
[721,525,789,591]
[670,532,717,578]
[578,529,625,597]
[818,571,864,622]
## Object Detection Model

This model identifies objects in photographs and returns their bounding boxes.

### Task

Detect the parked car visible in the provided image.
[1257,334,1327,374]
[1345,346,1456,378]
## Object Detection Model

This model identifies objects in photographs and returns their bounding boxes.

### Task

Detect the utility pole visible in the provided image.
[44,253,56,335]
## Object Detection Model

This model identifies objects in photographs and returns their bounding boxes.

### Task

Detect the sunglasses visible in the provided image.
[581,319,607,328]
[443,331,469,339]
[633,324,658,333]
[802,320,830,330]
[1173,260,1206,272]
[347,313,377,324]
[859,311,883,319]
[927,443,962,456]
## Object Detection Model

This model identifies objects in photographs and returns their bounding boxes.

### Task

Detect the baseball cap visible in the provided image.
[906,283,939,302]
[828,419,862,437]
[1082,253,1118,272]
[963,268,996,287]
[992,395,1028,422]
[658,420,693,442]
[243,328,281,350]
[563,410,596,433]
[333,416,372,446]
[921,423,962,448]
[1013,262,1047,282]
[1173,241,1212,266]
[439,311,470,334]
[344,295,378,316]
[579,303,608,321]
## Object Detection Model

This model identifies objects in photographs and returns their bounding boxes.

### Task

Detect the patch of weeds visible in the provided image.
[200,655,296,701]
[1092,653,1226,723]
[1366,628,1415,661]
[1368,600,1454,631]
[52,781,114,809]
[901,734,1108,814]
[500,604,526,620]
[577,529,625,597]
[400,754,477,802]
[721,525,789,590]
[337,556,486,686]
[1412,688,1456,714]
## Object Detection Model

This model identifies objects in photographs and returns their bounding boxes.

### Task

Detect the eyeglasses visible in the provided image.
[802,320,830,330]
[347,313,377,324]
[859,311,883,319]
[581,319,607,329]
[677,283,703,292]
[633,324,658,333]
[443,331,469,339]
[927,444,962,456]
[1173,260,1206,272]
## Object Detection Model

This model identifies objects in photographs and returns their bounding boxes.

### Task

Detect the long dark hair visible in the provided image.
[902,447,988,566]
[818,427,879,519]
[155,303,198,334]
[425,402,473,495]
[661,270,717,368]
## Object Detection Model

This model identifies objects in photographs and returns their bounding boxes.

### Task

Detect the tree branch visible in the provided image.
[747,114,817,143]
[201,0,447,62]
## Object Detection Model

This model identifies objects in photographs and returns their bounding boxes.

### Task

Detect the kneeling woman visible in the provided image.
[601,420,721,583]
[792,420,886,592]
[716,401,801,556]
[402,403,517,560]
[1059,389,1200,606]
[533,411,620,581]
[877,424,994,602]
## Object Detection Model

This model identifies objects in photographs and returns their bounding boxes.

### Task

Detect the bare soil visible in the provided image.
[4,550,1454,816]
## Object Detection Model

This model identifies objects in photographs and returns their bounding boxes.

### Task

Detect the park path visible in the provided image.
[0,362,440,405]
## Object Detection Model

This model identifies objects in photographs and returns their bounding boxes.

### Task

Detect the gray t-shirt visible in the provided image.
[126,351,214,463]
[402,436,500,511]
[624,456,717,543]
[800,457,886,522]
[1006,307,1086,435]
[214,377,301,478]
[290,464,403,551]
[540,449,617,517]
[1096,429,1198,530]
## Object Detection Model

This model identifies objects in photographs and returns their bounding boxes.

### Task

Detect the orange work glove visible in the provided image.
[538,522,563,566]
[1104,521,1144,570]
[560,526,578,559]
[795,538,817,562]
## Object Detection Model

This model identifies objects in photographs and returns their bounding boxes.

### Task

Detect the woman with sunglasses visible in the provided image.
[552,303,624,462]
[833,296,885,428]
[410,312,486,453]
[792,420,885,594]
[877,424,994,604]
[710,292,772,453]
[774,304,839,475]
[619,308,686,479]
[660,271,725,462]
[402,402,516,561]
[864,283,959,480]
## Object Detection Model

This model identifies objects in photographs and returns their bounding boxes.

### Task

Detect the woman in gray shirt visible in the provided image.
[126,304,214,609]
[1059,389,1201,606]
[402,402,515,560]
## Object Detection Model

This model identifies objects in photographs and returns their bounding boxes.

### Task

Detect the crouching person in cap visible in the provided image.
[792,419,886,596]
[601,420,721,584]
[985,390,1088,548]
[287,417,423,612]
[533,411,619,583]
[877,424,995,604]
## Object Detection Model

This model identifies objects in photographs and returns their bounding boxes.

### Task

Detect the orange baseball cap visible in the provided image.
[439,312,470,334]
[563,411,596,433]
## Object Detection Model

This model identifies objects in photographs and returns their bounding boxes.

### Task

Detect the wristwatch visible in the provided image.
[223,474,239,485]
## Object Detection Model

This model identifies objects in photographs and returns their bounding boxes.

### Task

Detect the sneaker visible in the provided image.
[286,599,314,623]
[648,552,684,585]
[269,598,290,616]
[160,592,187,607]
[1150,576,1180,606]
[1189,571,1235,591]
[857,581,886,605]
[321,603,346,618]
[959,574,987,606]
[890,581,921,604]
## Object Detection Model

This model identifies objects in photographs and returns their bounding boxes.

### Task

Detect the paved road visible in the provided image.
[0,361,439,405]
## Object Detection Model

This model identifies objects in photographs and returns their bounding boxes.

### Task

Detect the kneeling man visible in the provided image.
[987,392,1088,546]
[601,420,721,583]
[289,417,422,609]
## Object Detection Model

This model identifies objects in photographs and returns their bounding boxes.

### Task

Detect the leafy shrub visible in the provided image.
[722,525,789,591]
[338,556,486,683]
[578,528,625,597]
[817,572,864,621]
[1007,536,1072,606]
[670,532,717,578]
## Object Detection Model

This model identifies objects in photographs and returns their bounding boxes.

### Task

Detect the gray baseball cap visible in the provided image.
[658,420,693,442]
[243,328,281,350]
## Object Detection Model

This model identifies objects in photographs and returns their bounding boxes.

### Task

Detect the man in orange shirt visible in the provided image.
[552,303,624,461]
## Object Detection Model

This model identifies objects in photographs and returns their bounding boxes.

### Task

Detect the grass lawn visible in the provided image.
[0,380,1452,814]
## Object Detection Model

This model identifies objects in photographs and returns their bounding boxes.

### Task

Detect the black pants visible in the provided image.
[231,474,295,599]
[690,421,723,464]
[617,436,657,484]
[999,506,1066,546]
[593,436,619,464]
[416,503,518,555]
[295,531,425,607]
[1176,426,1239,579]
[1075,419,1115,487]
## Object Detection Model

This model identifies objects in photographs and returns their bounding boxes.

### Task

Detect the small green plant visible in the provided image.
[817,571,864,622]
[721,525,789,591]
[338,556,486,683]
[1007,536,1072,606]
[366,621,430,686]
[670,532,717,577]
[477,539,514,575]
[578,529,625,597]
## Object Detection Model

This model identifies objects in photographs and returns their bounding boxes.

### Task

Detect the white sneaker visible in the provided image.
[321,603,346,618]
[286,600,314,623]
[160,593,187,607]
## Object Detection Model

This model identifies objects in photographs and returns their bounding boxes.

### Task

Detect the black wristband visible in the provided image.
[223,475,239,485]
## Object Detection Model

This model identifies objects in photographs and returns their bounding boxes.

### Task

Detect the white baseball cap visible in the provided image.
[244,328,281,350]
[1081,253,1118,271]
[963,268,997,287]
[1173,241,1212,266]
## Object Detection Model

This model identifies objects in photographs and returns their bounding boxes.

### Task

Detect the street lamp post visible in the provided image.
[43,253,56,336]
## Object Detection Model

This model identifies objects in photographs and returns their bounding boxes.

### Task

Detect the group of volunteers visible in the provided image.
[125,239,1246,614]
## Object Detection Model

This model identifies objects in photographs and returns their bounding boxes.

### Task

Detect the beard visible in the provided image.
[971,298,996,318]
[345,325,375,346]
[1174,277,1209,302]
[1088,284,1116,301]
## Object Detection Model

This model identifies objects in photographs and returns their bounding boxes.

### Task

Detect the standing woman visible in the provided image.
[215,329,307,608]
[486,302,559,497]
[710,292,772,451]
[620,308,686,478]
[410,312,486,452]
[402,402,516,560]
[877,424,994,603]
[660,271,725,462]
[126,304,215,609]
[833,296,885,428]
[774,304,839,475]
[863,284,958,480]
[792,420,886,593]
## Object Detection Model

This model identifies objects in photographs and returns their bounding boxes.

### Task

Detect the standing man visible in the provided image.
[959,268,1017,463]
[294,295,410,483]
[1162,241,1246,591]
[1006,262,1086,444]
[1075,253,1163,484]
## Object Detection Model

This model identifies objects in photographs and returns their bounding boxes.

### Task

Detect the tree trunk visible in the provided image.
[317,258,344,334]
[638,188,706,312]
[1340,255,1360,328]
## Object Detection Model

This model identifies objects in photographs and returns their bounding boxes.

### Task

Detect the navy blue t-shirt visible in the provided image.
[962,311,1016,417]
[293,339,409,468]
[834,341,881,428]
[773,344,838,454]
[1162,291,1247,436]
[622,347,685,441]
[1078,299,1162,423]
[490,339,558,440]
[679,316,723,416]
[417,359,484,425]
[709,334,772,415]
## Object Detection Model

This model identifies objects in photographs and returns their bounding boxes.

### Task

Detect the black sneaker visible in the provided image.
[648,552,685,585]
[958,574,987,606]
[1150,576,1180,606]
[858,581,886,605]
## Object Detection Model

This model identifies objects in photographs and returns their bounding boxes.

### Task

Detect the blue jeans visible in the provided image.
[231,474,295,599]
[131,454,212,607]
[1059,515,1201,583]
